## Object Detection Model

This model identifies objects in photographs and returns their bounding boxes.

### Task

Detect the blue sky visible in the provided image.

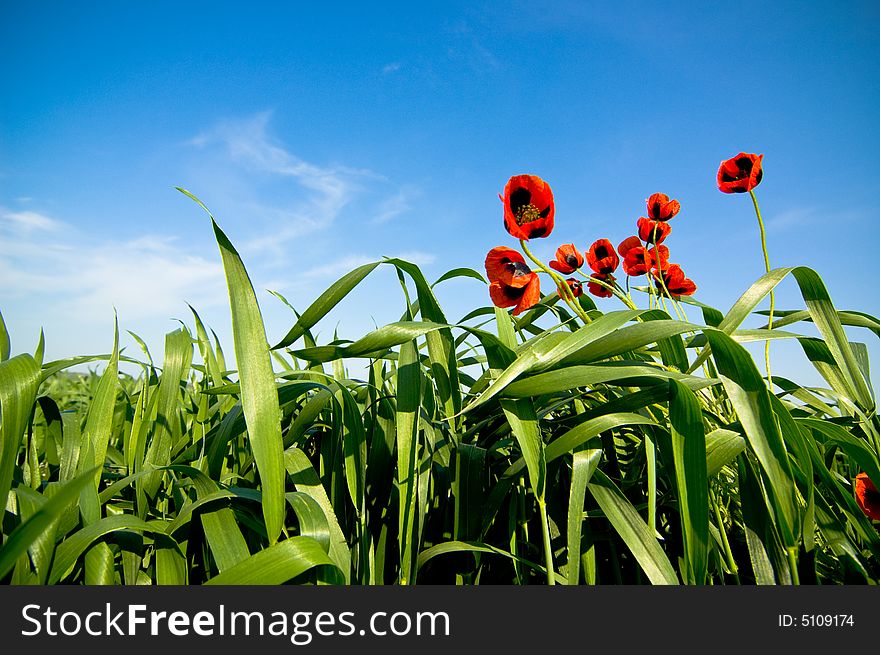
[1,1,878,389]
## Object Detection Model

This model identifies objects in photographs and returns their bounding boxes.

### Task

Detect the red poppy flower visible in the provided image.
[586,238,619,275]
[717,153,764,194]
[646,193,680,221]
[618,236,652,276]
[587,273,615,298]
[549,243,584,274]
[648,244,670,271]
[485,246,541,315]
[559,277,583,298]
[637,217,672,245]
[652,263,697,297]
[500,174,555,240]
[855,472,880,521]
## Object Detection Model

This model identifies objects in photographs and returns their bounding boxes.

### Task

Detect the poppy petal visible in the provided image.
[646,193,681,221]
[717,153,764,194]
[855,473,880,521]
[587,273,615,298]
[485,246,533,288]
[587,238,619,275]
[637,217,672,245]
[502,174,555,240]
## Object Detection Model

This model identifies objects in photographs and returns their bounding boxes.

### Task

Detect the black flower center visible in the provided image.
[510,187,550,226]
[506,261,532,278]
[565,254,579,268]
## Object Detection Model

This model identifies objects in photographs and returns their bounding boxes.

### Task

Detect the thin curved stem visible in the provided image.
[574,267,638,310]
[749,190,774,390]
[520,239,592,324]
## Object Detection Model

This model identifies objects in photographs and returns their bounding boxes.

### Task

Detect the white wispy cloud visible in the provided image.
[0,212,224,323]
[188,112,373,258]
[371,185,419,224]
[0,208,65,233]
[382,62,402,74]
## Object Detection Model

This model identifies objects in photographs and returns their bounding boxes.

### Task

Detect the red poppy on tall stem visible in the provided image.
[587,273,615,298]
[646,193,681,221]
[618,236,652,276]
[549,243,584,274]
[717,153,764,193]
[637,217,672,245]
[648,244,670,271]
[652,263,697,297]
[855,472,880,521]
[485,246,541,315]
[561,277,583,298]
[500,174,555,240]
[586,238,619,275]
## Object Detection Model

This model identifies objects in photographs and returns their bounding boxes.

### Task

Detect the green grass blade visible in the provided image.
[179,188,286,545]
[272,262,382,349]
[0,467,99,580]
[705,429,746,478]
[49,514,162,583]
[790,267,874,410]
[291,321,448,363]
[143,327,192,495]
[286,492,332,553]
[500,398,545,499]
[0,309,9,361]
[705,329,800,549]
[396,338,422,584]
[285,447,351,582]
[204,536,342,585]
[0,354,41,506]
[586,470,680,585]
[668,379,709,585]
[461,310,645,414]
[566,448,601,585]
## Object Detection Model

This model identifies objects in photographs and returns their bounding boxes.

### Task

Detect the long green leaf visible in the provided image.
[0,354,41,506]
[272,262,381,349]
[0,468,99,580]
[704,329,800,549]
[179,188,286,545]
[566,448,601,585]
[396,338,421,584]
[668,379,709,585]
[204,537,341,585]
[586,470,679,585]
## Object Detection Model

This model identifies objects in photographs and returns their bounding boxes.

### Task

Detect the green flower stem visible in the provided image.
[519,239,592,323]
[749,189,774,390]
[574,268,638,310]
[710,489,740,584]
[537,497,556,586]
[787,547,800,586]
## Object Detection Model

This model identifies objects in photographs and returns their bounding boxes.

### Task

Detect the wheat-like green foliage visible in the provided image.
[0,192,877,585]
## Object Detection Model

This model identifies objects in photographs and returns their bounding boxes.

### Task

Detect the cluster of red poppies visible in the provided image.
[484,152,771,317]
[484,176,697,315]
[575,191,697,301]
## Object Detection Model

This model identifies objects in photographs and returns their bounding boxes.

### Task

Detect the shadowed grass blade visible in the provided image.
[0,467,99,580]
[566,448,601,585]
[587,469,679,585]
